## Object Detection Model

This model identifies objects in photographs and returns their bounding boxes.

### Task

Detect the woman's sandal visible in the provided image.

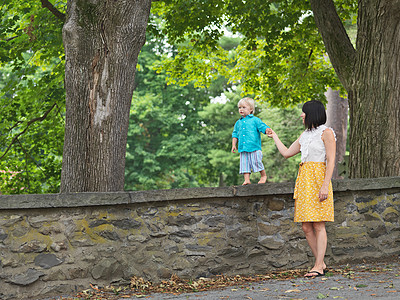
[304,270,325,277]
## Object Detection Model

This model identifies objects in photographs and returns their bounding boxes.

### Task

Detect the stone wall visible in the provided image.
[0,177,399,300]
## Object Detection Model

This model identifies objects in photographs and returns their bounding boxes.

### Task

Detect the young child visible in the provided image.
[231,97,270,185]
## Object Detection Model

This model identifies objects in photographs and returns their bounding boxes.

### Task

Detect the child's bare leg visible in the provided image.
[258,170,267,184]
[243,173,251,185]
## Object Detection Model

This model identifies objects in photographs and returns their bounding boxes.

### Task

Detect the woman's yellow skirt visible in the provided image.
[293,162,334,223]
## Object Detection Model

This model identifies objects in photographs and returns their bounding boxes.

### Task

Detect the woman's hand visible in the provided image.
[267,129,300,159]
[319,184,329,202]
[266,128,275,137]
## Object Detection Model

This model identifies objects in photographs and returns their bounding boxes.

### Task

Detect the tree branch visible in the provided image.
[310,0,356,91]
[17,138,58,192]
[6,36,19,42]
[40,0,65,21]
[0,103,57,161]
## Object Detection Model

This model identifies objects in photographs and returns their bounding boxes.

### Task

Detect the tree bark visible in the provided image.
[309,0,356,91]
[60,0,152,192]
[311,0,400,178]
[325,88,348,179]
[350,1,400,178]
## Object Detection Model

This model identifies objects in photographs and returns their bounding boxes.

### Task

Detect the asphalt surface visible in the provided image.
[46,260,400,300]
[136,261,400,300]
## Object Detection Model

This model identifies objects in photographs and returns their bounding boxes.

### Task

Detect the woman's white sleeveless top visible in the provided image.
[299,125,336,163]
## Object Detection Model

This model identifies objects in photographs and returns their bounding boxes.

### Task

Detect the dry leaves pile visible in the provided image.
[60,268,317,299]
[56,265,394,300]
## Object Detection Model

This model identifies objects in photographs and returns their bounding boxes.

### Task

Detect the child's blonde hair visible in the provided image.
[238,97,255,114]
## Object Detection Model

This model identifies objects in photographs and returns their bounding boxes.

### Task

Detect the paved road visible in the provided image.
[137,261,400,300]
[47,261,400,300]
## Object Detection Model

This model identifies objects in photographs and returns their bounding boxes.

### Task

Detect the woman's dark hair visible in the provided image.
[302,100,326,130]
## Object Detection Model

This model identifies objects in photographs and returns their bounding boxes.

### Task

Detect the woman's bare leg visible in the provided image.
[302,222,327,276]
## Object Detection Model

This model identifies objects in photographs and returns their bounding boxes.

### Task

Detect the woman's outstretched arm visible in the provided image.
[266,128,301,159]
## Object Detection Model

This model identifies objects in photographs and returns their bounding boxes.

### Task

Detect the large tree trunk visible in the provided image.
[311,0,400,178]
[60,0,152,192]
[350,1,400,178]
[325,88,348,179]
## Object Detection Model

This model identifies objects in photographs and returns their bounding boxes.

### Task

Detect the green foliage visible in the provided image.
[125,39,224,190]
[153,42,233,89]
[0,0,66,194]
[151,0,225,46]
[197,93,242,186]
[127,1,324,188]
[127,36,304,189]
[259,105,303,182]
[229,39,338,106]
[1,0,356,193]
[151,0,357,107]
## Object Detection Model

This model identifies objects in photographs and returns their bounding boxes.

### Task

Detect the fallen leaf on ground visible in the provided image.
[285,289,301,293]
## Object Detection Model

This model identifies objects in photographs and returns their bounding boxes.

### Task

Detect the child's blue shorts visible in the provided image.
[239,150,265,174]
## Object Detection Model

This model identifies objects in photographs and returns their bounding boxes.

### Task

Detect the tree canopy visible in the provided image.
[152,0,400,178]
[1,0,398,193]
[0,0,310,193]
[0,0,65,193]
[126,37,304,190]
[150,0,356,106]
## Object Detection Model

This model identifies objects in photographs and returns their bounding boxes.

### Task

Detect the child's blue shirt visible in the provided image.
[232,114,269,153]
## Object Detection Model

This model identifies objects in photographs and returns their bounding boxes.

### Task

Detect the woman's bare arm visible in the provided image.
[267,128,301,158]
[319,128,336,201]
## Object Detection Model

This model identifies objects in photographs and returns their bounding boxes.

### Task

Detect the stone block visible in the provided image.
[0,215,23,227]
[167,214,199,226]
[170,230,193,238]
[98,230,121,241]
[203,215,225,227]
[157,267,172,279]
[257,222,280,236]
[384,212,399,222]
[0,228,8,241]
[112,219,142,230]
[368,225,388,238]
[91,258,122,280]
[34,253,64,269]
[268,199,285,211]
[208,263,231,275]
[7,268,44,286]
[247,247,267,258]
[16,240,48,253]
[217,246,246,258]
[258,235,285,250]
[11,225,29,238]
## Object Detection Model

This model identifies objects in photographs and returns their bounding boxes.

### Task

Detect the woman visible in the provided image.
[266,100,336,277]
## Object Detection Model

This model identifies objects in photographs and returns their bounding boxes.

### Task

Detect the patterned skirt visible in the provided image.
[293,162,334,222]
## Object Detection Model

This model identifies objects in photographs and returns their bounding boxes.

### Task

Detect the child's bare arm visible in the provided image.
[231,138,238,153]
